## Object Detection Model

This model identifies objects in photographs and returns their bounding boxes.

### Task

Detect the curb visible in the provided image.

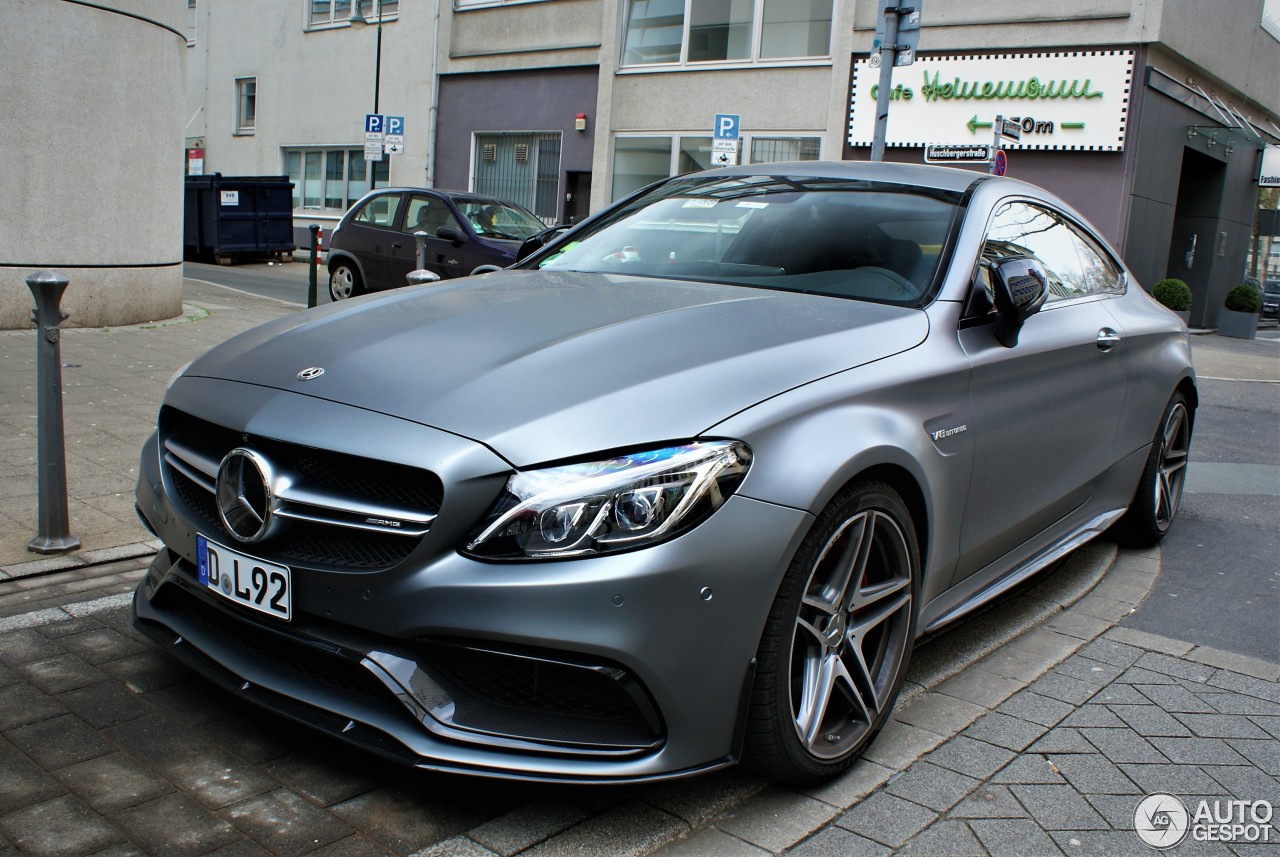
[0,540,161,583]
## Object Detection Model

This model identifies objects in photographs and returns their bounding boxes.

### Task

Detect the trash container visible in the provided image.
[184,174,296,265]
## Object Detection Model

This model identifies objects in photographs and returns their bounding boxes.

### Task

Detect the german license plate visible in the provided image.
[197,535,292,621]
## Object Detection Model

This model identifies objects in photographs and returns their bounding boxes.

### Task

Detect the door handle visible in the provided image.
[1096,328,1121,352]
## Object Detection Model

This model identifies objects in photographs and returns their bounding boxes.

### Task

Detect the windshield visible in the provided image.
[456,199,545,241]
[532,175,961,305]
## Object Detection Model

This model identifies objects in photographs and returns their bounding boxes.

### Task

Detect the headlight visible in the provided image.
[464,441,751,560]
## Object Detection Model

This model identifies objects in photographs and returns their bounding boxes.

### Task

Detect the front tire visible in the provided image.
[1116,391,1192,546]
[329,262,362,301]
[746,481,919,785]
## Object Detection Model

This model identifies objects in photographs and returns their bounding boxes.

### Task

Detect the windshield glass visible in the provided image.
[533,175,961,305]
[456,199,545,241]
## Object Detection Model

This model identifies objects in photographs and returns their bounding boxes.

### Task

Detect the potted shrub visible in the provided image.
[1152,278,1192,324]
[1218,283,1261,340]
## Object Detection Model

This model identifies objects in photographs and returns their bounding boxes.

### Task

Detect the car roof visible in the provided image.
[364,187,504,203]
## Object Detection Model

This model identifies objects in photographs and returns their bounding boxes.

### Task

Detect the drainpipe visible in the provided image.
[426,0,441,188]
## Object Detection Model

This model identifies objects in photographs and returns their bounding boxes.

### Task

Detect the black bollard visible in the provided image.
[307,223,321,308]
[25,271,80,554]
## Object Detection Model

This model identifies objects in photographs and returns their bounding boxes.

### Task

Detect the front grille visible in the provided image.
[159,406,442,571]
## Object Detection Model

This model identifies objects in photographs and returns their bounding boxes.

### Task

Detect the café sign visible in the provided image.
[849,51,1134,151]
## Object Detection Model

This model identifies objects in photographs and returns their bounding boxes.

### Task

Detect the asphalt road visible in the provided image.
[184,260,1280,664]
[1121,334,1280,664]
[183,259,322,305]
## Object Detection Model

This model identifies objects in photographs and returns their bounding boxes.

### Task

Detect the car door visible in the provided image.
[386,193,469,284]
[342,191,404,291]
[953,200,1128,582]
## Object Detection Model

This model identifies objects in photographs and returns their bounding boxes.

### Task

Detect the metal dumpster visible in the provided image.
[184,174,296,264]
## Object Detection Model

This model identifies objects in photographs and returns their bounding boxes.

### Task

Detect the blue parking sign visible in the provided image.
[365,114,384,134]
[714,114,740,141]
[385,115,404,137]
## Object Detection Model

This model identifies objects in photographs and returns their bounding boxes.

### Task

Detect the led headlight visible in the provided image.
[464,441,751,560]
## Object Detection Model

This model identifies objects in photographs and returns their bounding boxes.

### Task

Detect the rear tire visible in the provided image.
[329,262,362,301]
[745,480,919,785]
[1116,391,1192,547]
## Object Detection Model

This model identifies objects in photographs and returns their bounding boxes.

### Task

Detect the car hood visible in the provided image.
[182,271,928,465]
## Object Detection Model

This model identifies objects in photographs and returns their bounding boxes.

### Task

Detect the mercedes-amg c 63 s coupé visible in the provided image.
[133,161,1195,785]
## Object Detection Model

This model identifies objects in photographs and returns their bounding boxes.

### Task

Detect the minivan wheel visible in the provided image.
[329,263,362,301]
[746,481,918,785]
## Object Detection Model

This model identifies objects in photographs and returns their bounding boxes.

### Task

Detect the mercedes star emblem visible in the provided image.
[216,448,276,543]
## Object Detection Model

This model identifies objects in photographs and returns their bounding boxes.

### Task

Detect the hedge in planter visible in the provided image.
[1224,283,1261,314]
[1152,278,1192,312]
[1219,283,1261,340]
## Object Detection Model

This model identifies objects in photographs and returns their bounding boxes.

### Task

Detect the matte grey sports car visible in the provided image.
[133,161,1195,785]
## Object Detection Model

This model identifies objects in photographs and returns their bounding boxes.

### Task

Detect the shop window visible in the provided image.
[613,134,822,201]
[750,136,821,163]
[622,0,831,67]
[284,148,388,213]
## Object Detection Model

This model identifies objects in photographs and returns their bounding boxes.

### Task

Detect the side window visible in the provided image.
[1070,229,1125,294]
[353,194,400,228]
[403,196,461,237]
[982,202,1091,303]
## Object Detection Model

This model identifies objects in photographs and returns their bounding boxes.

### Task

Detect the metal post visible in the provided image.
[869,4,901,162]
[25,271,80,554]
[308,223,321,307]
[990,115,1002,174]
[414,230,429,270]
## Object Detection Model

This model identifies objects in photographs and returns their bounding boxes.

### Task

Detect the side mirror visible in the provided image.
[437,225,465,245]
[516,225,570,262]
[990,256,1049,347]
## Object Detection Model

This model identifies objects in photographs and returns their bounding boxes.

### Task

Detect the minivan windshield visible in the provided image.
[533,175,961,305]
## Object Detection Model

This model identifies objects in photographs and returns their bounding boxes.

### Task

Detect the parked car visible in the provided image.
[1263,279,1280,318]
[326,187,546,300]
[132,161,1196,786]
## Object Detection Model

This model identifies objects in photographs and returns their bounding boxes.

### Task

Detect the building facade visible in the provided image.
[186,0,1279,326]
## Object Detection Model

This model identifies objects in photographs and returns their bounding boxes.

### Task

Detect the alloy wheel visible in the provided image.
[789,508,913,760]
[1154,401,1190,531]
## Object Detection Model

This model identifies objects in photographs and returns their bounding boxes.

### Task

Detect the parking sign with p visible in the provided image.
[714,113,740,141]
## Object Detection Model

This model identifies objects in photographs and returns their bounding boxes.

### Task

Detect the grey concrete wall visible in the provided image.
[0,0,187,329]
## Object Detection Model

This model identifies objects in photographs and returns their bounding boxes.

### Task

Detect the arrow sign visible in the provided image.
[967,115,993,135]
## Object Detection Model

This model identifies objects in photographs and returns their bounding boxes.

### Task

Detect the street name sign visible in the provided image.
[924,144,991,163]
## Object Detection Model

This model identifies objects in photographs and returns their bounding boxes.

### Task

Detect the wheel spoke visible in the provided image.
[801,512,871,615]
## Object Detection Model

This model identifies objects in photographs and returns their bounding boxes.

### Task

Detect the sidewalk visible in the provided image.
[0,279,302,578]
[0,284,1276,855]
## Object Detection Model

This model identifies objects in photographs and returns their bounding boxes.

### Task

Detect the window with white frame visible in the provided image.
[612,134,821,200]
[456,0,548,8]
[235,77,256,134]
[622,0,832,67]
[308,0,397,27]
[283,148,389,212]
